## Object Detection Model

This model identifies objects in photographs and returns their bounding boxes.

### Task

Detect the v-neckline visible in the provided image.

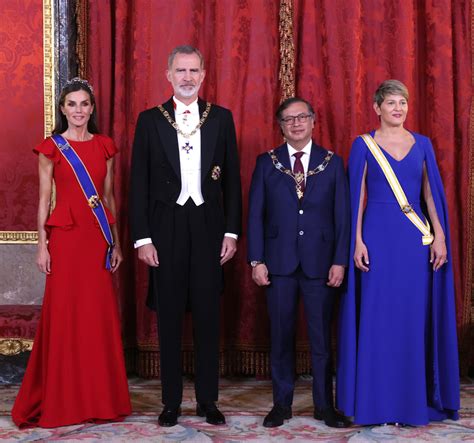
[378,142,416,163]
[373,131,416,163]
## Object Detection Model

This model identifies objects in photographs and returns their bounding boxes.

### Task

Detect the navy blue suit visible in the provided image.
[247,142,349,409]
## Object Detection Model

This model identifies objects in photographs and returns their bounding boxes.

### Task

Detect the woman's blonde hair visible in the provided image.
[373,79,409,106]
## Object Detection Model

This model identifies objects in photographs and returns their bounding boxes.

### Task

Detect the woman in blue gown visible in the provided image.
[337,80,459,425]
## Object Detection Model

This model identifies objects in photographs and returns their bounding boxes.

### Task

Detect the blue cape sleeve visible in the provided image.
[422,135,460,417]
[336,136,367,416]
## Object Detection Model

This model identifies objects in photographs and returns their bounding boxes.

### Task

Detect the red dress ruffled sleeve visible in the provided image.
[33,137,61,164]
[95,134,119,159]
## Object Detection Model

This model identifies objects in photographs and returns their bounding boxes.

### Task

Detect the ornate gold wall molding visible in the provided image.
[279,0,295,101]
[0,339,34,356]
[43,0,56,137]
[0,232,38,244]
[0,1,58,244]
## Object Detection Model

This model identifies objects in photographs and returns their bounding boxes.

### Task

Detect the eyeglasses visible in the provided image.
[280,113,314,125]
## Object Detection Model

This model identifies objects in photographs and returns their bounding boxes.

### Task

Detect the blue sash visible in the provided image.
[51,134,114,269]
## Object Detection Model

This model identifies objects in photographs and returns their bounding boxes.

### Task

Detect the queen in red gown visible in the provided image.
[11,78,131,428]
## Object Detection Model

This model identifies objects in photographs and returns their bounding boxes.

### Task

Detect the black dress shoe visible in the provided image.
[158,406,181,427]
[382,422,409,427]
[196,403,226,425]
[263,405,292,428]
[314,407,351,428]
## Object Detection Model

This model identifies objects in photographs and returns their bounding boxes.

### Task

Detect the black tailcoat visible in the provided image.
[130,97,242,307]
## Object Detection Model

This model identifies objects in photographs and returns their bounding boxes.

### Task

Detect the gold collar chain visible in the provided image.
[157,102,212,139]
[268,149,334,196]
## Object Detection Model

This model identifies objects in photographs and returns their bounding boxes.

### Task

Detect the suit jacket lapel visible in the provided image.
[274,143,299,203]
[155,97,181,180]
[304,143,327,198]
[199,98,218,182]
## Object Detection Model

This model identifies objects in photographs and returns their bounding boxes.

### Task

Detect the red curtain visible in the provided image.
[292,0,472,368]
[0,0,44,230]
[88,0,285,375]
[87,0,472,375]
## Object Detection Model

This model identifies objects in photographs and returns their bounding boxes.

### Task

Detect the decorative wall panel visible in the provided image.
[0,0,44,231]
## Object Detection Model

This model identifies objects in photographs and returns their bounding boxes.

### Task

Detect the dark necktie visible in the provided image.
[293,151,305,199]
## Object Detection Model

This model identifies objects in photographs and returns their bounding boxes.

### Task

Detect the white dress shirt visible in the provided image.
[134,96,237,248]
[287,140,312,183]
[174,98,204,206]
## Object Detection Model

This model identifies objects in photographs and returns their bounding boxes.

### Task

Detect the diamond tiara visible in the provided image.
[64,77,94,93]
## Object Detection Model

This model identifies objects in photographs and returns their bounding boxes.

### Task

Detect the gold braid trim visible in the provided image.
[279,0,295,100]
[76,0,88,78]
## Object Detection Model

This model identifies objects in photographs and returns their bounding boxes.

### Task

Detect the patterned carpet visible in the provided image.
[0,377,473,442]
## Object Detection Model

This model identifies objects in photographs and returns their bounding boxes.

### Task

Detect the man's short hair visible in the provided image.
[373,79,409,106]
[168,45,205,69]
[276,97,315,121]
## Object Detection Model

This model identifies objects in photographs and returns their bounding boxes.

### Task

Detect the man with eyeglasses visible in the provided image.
[247,97,350,428]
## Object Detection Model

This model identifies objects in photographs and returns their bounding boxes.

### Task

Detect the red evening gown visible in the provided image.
[11,135,131,428]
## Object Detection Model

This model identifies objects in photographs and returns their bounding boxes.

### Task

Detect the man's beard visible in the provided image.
[177,84,199,98]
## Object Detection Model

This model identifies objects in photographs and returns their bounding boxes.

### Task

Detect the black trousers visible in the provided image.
[152,199,222,408]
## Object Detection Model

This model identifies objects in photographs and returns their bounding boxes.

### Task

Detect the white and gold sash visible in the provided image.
[360,133,433,246]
